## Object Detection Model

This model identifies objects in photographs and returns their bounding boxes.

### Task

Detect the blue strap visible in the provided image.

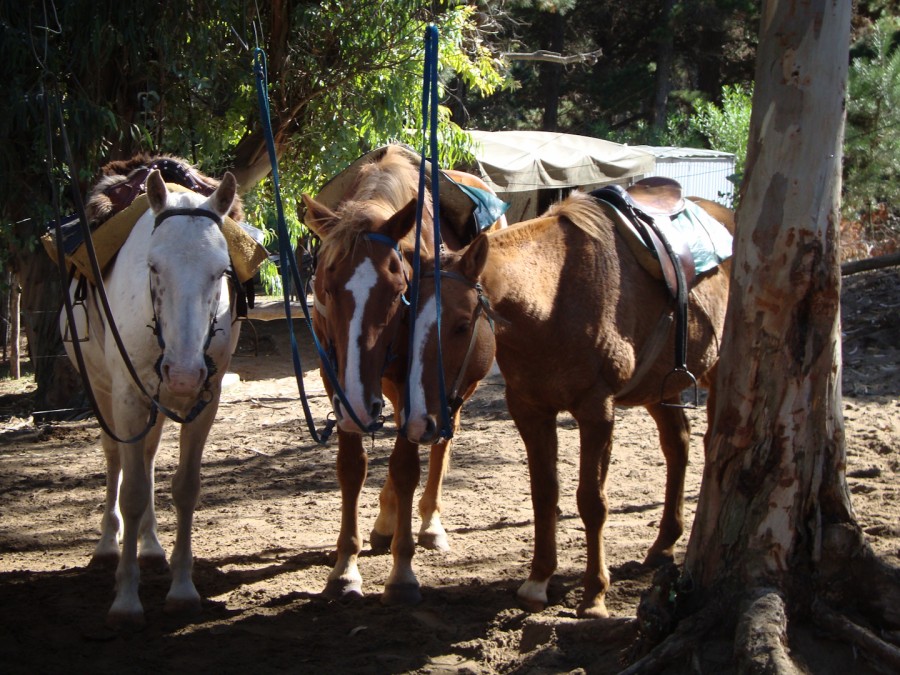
[403,25,453,440]
[253,48,381,441]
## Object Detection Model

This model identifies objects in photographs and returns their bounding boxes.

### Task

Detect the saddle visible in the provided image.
[591,178,696,298]
[591,177,698,406]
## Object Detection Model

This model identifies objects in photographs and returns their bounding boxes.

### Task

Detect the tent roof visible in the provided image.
[466,130,655,193]
[633,145,736,161]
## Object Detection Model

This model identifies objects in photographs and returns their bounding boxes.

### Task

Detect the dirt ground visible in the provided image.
[0,267,897,675]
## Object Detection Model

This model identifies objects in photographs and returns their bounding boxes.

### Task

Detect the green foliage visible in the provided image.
[844,16,900,232]
[688,84,752,187]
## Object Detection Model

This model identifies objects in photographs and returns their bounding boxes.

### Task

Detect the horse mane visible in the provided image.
[485,190,611,251]
[319,144,433,267]
[85,153,244,225]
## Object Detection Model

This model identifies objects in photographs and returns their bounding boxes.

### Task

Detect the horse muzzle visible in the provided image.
[333,396,384,434]
[404,414,439,445]
[161,363,207,397]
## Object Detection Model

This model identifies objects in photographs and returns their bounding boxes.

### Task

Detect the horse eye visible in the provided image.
[454,321,471,335]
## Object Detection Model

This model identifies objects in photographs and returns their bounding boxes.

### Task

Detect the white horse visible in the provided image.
[60,168,240,627]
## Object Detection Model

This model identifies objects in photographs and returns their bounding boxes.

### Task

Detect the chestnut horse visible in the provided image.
[407,190,733,617]
[301,145,505,604]
[59,167,242,626]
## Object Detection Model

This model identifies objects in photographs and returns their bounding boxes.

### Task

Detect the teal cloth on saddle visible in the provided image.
[455,183,509,231]
[668,199,733,273]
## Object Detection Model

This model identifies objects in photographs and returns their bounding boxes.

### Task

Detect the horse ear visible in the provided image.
[209,171,237,217]
[302,194,339,239]
[460,234,489,281]
[384,198,418,242]
[146,170,168,213]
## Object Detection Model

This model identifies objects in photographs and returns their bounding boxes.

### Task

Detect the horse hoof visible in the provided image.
[577,599,610,619]
[381,583,422,606]
[323,578,364,601]
[643,550,675,567]
[164,595,202,616]
[106,608,146,631]
[417,530,450,552]
[139,554,170,574]
[517,596,547,613]
[369,530,393,554]
[89,552,120,570]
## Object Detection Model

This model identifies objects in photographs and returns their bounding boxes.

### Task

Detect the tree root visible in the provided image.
[734,589,803,674]
[812,600,900,675]
[618,600,724,675]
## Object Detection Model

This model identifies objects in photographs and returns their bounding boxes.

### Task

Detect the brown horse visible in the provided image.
[301,145,504,604]
[406,190,733,618]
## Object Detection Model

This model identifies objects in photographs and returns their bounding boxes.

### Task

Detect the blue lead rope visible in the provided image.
[252,48,379,442]
[404,25,453,440]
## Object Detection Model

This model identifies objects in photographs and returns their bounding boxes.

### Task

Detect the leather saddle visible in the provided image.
[591,177,696,298]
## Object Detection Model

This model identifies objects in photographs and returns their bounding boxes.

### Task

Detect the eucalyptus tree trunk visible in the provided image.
[627,2,900,672]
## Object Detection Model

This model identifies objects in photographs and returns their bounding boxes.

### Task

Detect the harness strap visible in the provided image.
[155,207,223,230]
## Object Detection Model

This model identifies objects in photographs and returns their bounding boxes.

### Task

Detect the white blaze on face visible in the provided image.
[343,258,379,420]
[403,294,438,429]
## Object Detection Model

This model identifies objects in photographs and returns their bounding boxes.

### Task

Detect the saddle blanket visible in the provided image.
[41,183,268,285]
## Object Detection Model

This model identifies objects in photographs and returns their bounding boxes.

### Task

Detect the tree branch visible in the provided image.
[502,48,602,65]
[841,252,900,276]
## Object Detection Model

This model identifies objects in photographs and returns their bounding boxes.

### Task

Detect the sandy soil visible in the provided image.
[0,268,897,674]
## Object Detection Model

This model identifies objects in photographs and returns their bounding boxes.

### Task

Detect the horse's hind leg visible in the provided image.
[325,431,368,599]
[370,476,398,553]
[417,435,453,551]
[572,399,615,619]
[382,437,422,605]
[165,398,218,615]
[92,431,123,568]
[643,400,690,566]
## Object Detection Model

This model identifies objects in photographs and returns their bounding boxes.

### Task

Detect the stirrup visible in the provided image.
[660,367,698,409]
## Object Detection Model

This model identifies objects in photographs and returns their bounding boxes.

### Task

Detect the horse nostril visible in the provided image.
[423,416,437,439]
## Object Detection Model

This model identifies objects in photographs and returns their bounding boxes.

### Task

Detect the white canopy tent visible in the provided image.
[465,130,656,223]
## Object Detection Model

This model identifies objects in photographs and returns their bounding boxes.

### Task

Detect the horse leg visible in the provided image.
[382,437,422,605]
[573,399,615,619]
[92,430,123,567]
[509,392,560,613]
[417,435,452,551]
[138,418,168,571]
[643,400,690,566]
[107,396,154,628]
[370,474,397,554]
[165,396,218,615]
[324,430,368,599]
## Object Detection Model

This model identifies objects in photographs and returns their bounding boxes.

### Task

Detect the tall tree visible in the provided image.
[628,1,900,672]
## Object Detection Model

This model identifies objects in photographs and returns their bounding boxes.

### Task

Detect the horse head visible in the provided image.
[303,192,420,434]
[145,169,236,399]
[403,238,497,444]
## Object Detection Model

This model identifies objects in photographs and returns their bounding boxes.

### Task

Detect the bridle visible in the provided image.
[311,231,411,434]
[145,206,229,425]
[419,269,495,424]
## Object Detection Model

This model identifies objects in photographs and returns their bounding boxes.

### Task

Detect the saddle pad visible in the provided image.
[41,184,268,284]
[600,198,732,279]
[454,182,509,233]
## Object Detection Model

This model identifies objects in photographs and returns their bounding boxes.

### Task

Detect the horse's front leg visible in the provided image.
[508,391,560,613]
[417,436,452,551]
[382,436,422,605]
[138,419,168,570]
[643,400,690,566]
[324,430,368,599]
[107,394,155,628]
[166,393,220,615]
[573,398,615,619]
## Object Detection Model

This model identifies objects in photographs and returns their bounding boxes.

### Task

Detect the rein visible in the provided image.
[404,24,453,440]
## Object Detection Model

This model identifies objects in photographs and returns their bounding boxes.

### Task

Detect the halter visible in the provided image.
[419,269,495,432]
